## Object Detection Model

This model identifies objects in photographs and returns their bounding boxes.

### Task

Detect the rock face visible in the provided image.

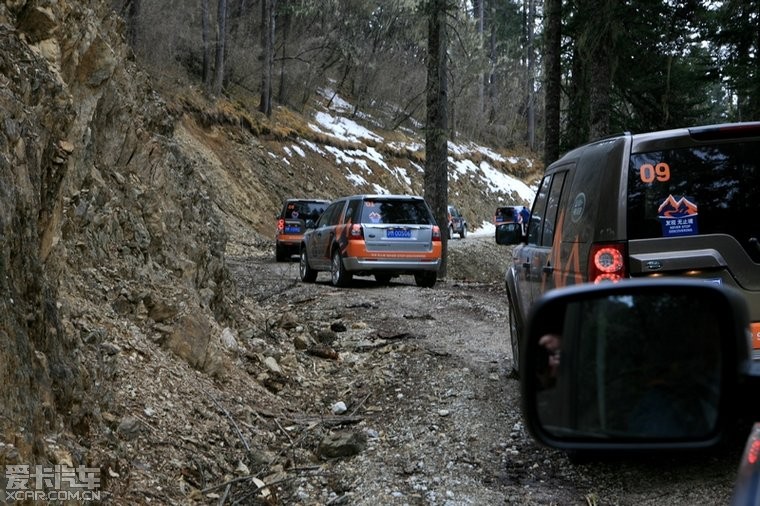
[0,1,230,462]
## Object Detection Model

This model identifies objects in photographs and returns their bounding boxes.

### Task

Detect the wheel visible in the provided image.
[460,225,467,239]
[375,274,392,285]
[448,225,454,239]
[275,244,287,262]
[299,248,317,283]
[508,299,521,377]
[330,249,352,287]
[414,271,437,288]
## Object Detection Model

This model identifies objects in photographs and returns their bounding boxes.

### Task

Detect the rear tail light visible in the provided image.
[277,219,285,234]
[432,225,441,242]
[349,224,363,240]
[588,242,627,283]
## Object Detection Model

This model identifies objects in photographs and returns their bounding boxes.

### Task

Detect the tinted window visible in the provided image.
[541,173,567,247]
[528,177,552,245]
[628,141,760,262]
[283,201,327,221]
[318,201,343,227]
[496,207,516,220]
[345,199,361,223]
[360,199,433,225]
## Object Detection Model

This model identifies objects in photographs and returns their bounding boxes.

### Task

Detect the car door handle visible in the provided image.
[542,265,554,274]
[522,262,531,270]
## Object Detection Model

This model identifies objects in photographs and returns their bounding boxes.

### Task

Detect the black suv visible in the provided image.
[498,122,760,374]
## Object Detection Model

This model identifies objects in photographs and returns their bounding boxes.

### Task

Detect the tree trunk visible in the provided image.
[201,0,211,91]
[425,0,449,279]
[525,0,536,150]
[587,0,615,140]
[543,0,561,165]
[260,0,276,116]
[213,0,228,97]
[277,1,291,104]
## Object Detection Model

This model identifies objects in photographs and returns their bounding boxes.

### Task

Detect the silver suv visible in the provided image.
[498,122,760,374]
[300,194,442,287]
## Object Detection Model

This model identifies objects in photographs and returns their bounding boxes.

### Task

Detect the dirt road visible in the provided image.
[229,234,742,505]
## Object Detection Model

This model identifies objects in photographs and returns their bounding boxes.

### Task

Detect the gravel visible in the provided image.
[225,233,744,505]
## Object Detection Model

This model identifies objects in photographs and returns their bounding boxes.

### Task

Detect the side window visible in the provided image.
[345,199,360,224]
[541,172,567,247]
[318,202,341,227]
[528,177,552,245]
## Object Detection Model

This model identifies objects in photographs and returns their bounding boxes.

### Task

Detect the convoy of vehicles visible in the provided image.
[497,122,760,375]
[298,194,442,287]
[278,122,760,502]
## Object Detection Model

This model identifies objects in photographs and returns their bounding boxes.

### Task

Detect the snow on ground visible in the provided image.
[471,221,496,237]
[286,89,537,223]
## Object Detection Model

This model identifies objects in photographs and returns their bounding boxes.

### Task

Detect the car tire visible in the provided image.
[508,298,521,378]
[299,249,317,283]
[448,225,454,239]
[460,225,467,239]
[414,271,437,288]
[375,274,392,285]
[331,249,352,287]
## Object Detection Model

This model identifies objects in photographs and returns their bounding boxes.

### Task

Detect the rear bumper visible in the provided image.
[343,257,441,272]
[276,235,302,248]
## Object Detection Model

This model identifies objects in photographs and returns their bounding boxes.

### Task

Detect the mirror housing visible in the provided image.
[495,223,523,245]
[522,279,751,453]
[304,219,316,229]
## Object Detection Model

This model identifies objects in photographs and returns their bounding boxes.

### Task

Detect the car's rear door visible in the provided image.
[524,172,568,304]
[626,129,760,358]
[307,200,345,269]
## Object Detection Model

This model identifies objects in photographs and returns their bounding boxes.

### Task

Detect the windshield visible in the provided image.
[359,199,433,225]
[628,141,760,262]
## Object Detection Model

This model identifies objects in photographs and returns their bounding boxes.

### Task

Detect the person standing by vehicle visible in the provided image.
[518,206,530,235]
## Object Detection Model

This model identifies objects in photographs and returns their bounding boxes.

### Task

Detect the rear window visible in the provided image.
[496,207,516,219]
[628,141,760,262]
[282,201,327,221]
[359,199,433,225]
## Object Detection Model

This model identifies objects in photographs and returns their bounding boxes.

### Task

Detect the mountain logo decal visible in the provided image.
[657,195,698,237]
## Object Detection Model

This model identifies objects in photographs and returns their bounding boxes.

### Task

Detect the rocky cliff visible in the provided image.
[1,0,233,467]
[0,0,537,500]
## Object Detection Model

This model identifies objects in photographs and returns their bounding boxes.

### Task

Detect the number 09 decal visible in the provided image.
[639,162,671,183]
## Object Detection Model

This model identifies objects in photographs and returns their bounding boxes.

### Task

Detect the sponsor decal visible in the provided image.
[658,194,698,237]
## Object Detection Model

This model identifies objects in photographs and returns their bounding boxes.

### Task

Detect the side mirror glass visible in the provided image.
[522,280,750,452]
[495,223,522,245]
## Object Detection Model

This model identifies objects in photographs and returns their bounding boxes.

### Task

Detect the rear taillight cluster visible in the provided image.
[276,219,285,234]
[588,242,627,283]
[432,225,441,242]
[349,224,364,241]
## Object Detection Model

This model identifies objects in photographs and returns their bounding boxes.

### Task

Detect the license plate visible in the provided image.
[284,225,301,234]
[386,229,411,239]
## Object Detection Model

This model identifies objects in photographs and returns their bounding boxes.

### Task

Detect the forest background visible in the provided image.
[114,0,760,168]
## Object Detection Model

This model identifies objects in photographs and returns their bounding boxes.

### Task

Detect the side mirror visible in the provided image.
[305,219,316,229]
[522,279,751,453]
[495,223,522,245]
